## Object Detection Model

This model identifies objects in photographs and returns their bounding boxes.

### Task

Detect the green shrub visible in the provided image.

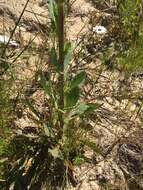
[117,0,142,42]
[118,34,143,74]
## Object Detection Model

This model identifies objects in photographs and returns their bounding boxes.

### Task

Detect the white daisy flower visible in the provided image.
[0,35,19,47]
[93,25,107,34]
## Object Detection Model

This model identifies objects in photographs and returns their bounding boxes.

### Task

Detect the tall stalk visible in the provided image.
[57,0,64,130]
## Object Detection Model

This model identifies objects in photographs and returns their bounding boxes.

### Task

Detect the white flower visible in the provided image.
[0,35,19,47]
[93,25,107,34]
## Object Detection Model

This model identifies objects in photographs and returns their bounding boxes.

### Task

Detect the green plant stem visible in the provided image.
[57,0,64,131]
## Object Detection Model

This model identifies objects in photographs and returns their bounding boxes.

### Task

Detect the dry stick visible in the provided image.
[134,102,143,120]
[29,5,48,37]
[25,9,48,19]
[0,33,38,76]
[2,0,30,57]
[12,35,39,64]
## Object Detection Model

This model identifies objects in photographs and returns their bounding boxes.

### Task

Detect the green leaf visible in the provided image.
[86,103,102,112]
[39,72,51,95]
[73,103,90,115]
[76,103,89,114]
[51,47,61,72]
[70,71,86,90]
[70,103,101,117]
[48,0,58,32]
[65,87,80,108]
[75,103,101,116]
[64,41,72,54]
[64,42,74,70]
[48,0,56,24]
